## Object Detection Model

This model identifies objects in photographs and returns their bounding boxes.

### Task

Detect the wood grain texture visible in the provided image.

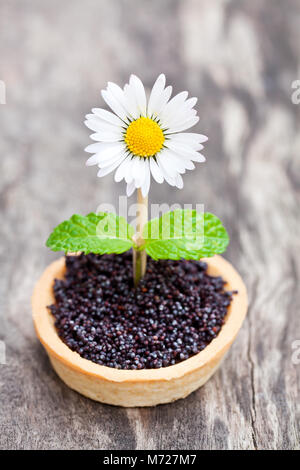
[0,0,299,450]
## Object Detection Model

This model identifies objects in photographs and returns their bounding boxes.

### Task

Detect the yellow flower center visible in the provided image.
[125,117,165,157]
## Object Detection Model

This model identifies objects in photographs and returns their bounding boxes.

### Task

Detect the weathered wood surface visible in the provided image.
[0,0,299,450]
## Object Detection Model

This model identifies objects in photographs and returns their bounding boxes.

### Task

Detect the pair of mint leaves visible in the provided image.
[46,210,229,260]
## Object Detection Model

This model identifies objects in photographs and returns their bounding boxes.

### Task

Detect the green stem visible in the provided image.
[133,189,148,287]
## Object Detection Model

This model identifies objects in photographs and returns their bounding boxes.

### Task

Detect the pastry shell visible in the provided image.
[32,255,248,407]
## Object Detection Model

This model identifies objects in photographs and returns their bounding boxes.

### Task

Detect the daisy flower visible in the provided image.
[84,74,208,197]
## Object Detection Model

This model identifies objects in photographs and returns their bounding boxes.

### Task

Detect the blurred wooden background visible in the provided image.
[0,0,299,450]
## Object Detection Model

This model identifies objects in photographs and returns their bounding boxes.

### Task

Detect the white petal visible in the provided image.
[175,174,184,189]
[86,154,103,166]
[150,158,164,183]
[96,143,126,160]
[101,89,128,122]
[166,116,199,133]
[84,117,123,135]
[179,151,205,163]
[156,153,177,177]
[114,157,131,182]
[160,91,189,128]
[141,160,151,197]
[157,161,176,186]
[156,155,177,185]
[124,157,135,183]
[162,98,197,128]
[131,157,143,186]
[169,153,194,171]
[164,107,197,129]
[182,159,195,170]
[156,86,173,116]
[164,140,196,156]
[87,128,123,142]
[86,144,124,166]
[168,132,208,144]
[126,180,136,197]
[165,141,205,162]
[150,86,172,120]
[191,153,206,162]
[159,149,187,174]
[97,154,126,177]
[165,150,187,173]
[84,119,102,133]
[170,141,204,151]
[123,84,140,119]
[193,144,204,151]
[162,147,196,170]
[147,74,166,117]
[98,151,126,168]
[184,97,197,109]
[164,174,176,186]
[129,75,147,116]
[86,152,119,167]
[134,158,146,188]
[107,82,130,119]
[167,140,203,152]
[131,157,140,181]
[85,142,117,154]
[189,109,197,117]
[91,108,124,126]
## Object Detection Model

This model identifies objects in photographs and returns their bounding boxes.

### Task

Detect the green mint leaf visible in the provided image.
[143,209,229,260]
[46,212,134,254]
[197,212,229,257]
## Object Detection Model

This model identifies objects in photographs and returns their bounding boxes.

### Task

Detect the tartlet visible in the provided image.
[32,255,247,407]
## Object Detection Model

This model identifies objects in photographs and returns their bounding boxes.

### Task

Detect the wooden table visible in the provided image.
[0,0,299,450]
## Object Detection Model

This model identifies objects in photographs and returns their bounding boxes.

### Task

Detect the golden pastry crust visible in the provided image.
[32,255,248,406]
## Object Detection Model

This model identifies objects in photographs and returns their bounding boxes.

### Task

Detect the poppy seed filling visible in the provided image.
[49,253,235,370]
